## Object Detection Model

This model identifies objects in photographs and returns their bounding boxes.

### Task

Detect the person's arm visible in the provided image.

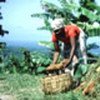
[69,37,76,63]
[62,37,76,67]
[52,42,60,64]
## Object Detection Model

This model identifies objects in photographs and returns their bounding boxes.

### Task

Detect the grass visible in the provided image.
[0,62,100,100]
[0,73,85,100]
[0,73,44,100]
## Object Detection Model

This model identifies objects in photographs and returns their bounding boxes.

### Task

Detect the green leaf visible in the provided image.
[38,41,54,50]
[31,13,49,19]
[80,64,88,75]
[87,28,100,37]
[36,66,46,73]
[74,67,82,79]
[74,64,88,79]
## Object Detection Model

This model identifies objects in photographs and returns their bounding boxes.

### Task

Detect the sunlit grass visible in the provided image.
[0,71,99,100]
[0,74,44,100]
[0,73,84,100]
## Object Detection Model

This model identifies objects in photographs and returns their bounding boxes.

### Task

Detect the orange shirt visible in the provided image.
[52,25,80,44]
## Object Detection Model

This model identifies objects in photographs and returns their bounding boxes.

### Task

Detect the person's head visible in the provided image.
[51,18,64,35]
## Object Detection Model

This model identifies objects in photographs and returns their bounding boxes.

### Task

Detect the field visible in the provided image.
[0,43,100,100]
[0,62,100,100]
[0,73,85,100]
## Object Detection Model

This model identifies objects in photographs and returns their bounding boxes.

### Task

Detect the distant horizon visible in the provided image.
[0,0,100,43]
[0,0,55,42]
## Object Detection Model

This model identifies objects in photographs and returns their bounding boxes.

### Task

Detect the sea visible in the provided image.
[87,37,100,56]
[1,36,100,57]
[1,41,52,58]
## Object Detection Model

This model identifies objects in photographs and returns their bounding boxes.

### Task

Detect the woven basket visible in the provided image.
[42,73,73,94]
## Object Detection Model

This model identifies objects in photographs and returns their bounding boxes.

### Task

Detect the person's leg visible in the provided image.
[79,30,87,64]
[72,55,79,66]
[70,38,82,76]
[62,44,72,73]
[71,54,79,76]
[62,44,78,76]
[62,44,70,59]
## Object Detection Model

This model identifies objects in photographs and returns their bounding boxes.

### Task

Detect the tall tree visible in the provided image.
[31,0,100,37]
[0,1,8,37]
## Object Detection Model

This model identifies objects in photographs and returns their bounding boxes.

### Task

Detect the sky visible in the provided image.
[0,0,57,42]
[0,0,100,43]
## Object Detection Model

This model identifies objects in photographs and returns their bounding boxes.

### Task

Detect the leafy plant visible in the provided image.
[0,48,52,74]
[31,0,100,37]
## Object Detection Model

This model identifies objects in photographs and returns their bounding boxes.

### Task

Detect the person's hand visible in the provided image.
[55,63,63,69]
[46,63,63,71]
[61,59,70,68]
[46,64,56,71]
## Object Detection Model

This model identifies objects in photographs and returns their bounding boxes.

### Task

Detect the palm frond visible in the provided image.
[31,13,50,19]
[32,0,100,36]
[37,26,51,31]
[77,22,100,37]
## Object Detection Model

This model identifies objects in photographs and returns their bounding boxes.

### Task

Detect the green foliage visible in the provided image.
[36,66,46,73]
[0,74,86,100]
[38,41,55,50]
[0,58,100,100]
[32,13,49,19]
[0,49,52,74]
[74,64,89,80]
[31,0,100,37]
[1,71,99,100]
[0,74,44,100]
